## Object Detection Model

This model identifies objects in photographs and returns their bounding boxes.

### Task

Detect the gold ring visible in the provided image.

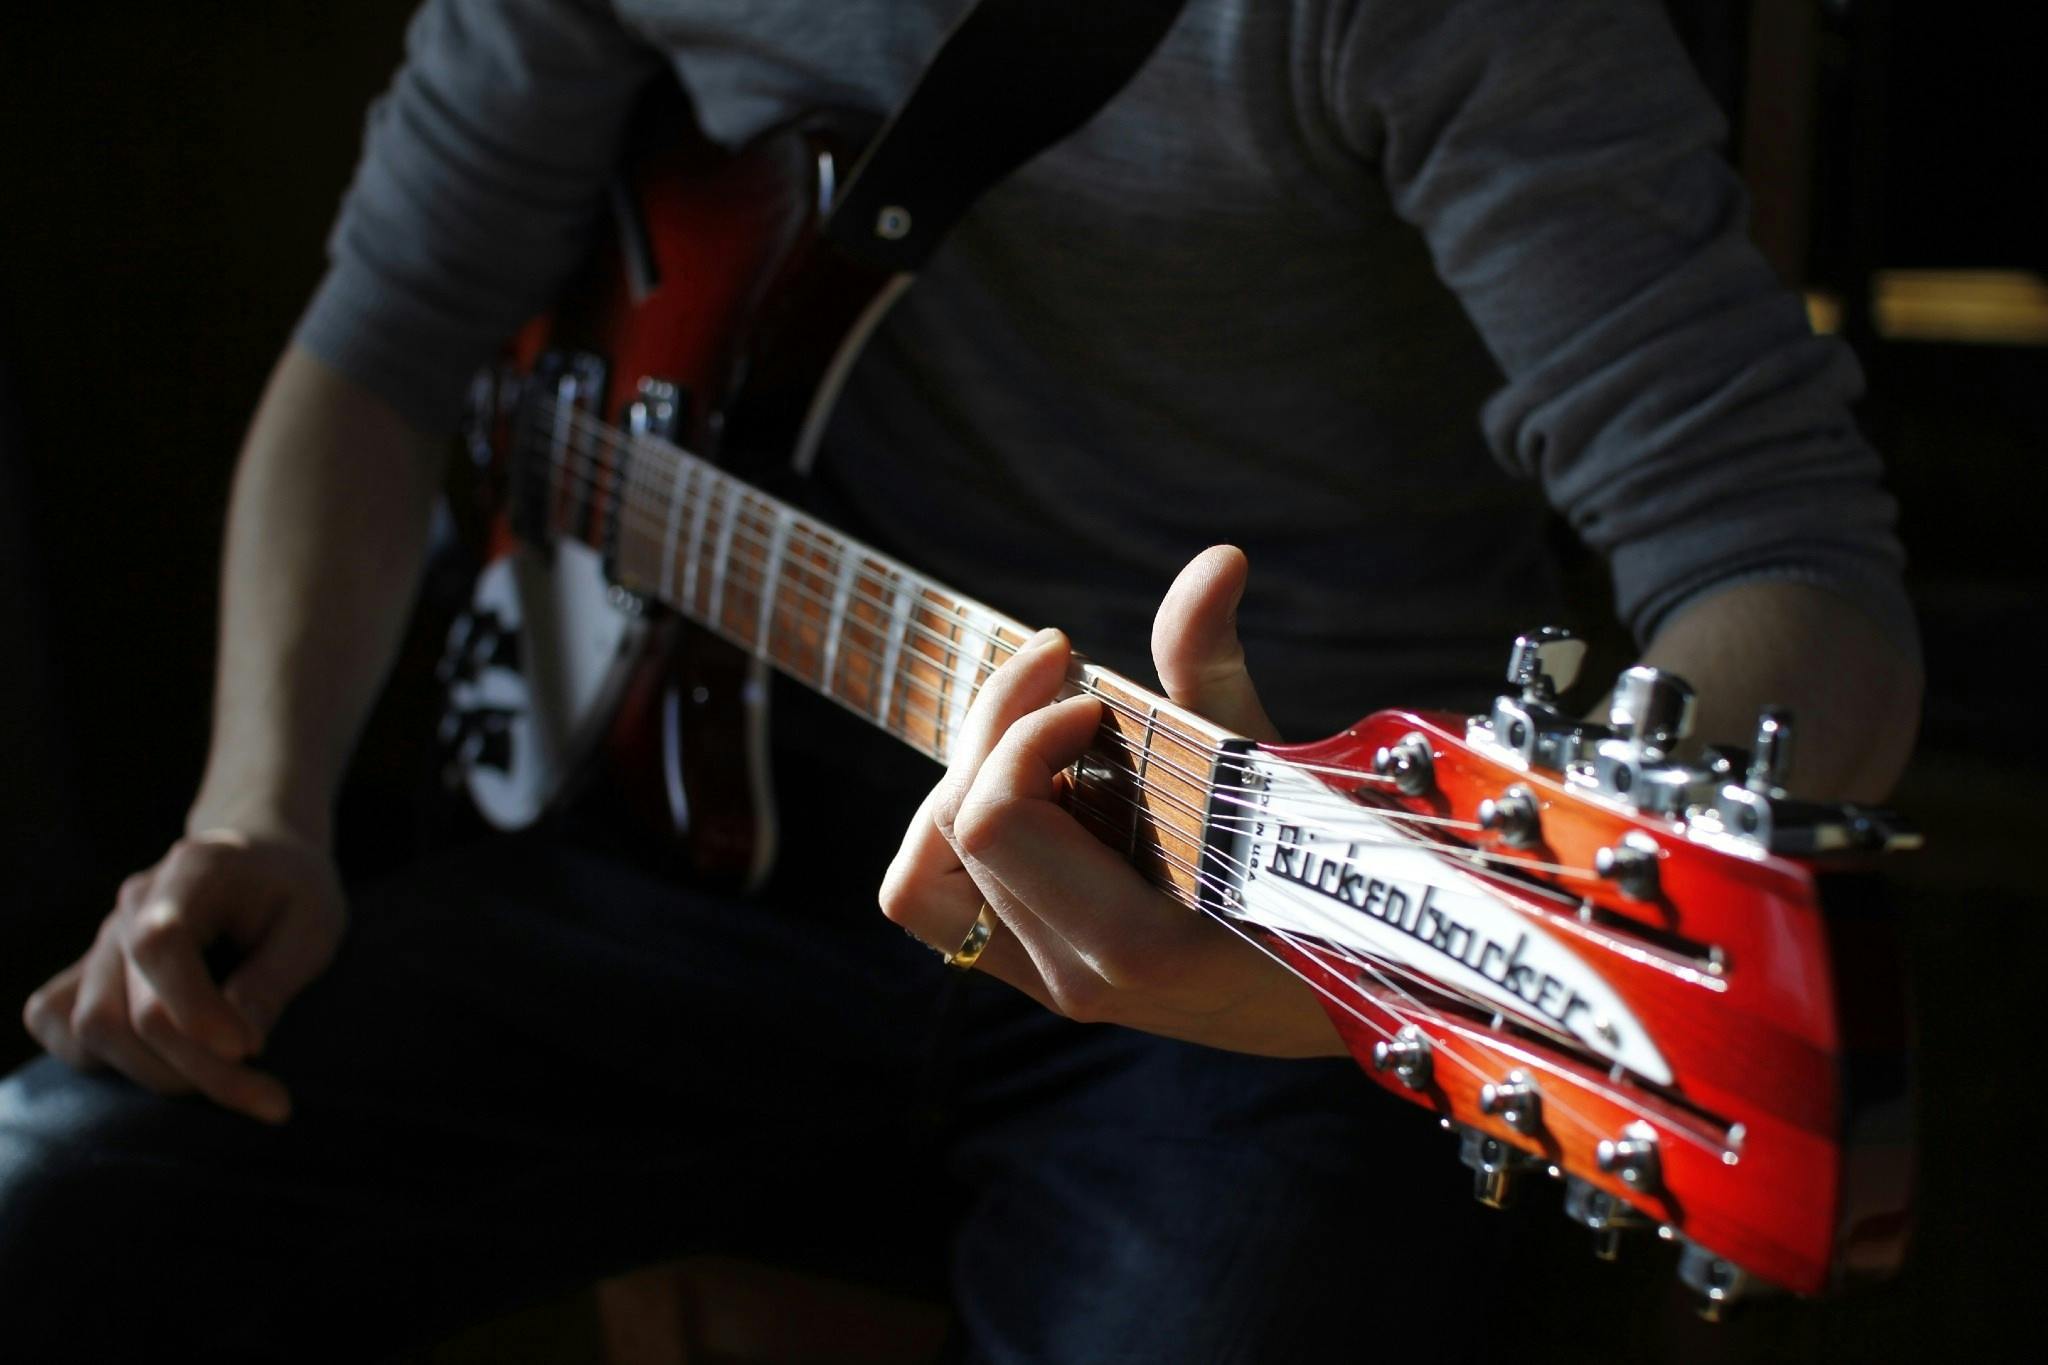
[944,901,998,971]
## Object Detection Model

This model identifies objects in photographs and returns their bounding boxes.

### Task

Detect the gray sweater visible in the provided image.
[297,0,1909,735]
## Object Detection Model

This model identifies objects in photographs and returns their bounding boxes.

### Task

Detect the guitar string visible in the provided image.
[527,414,1434,798]
[513,409,1623,892]
[521,401,1401,781]
[502,404,1725,1160]
[522,406,1497,796]
[511,411,1643,920]
[1080,791,1719,1158]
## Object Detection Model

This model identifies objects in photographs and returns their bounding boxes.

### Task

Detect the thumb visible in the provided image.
[1151,546,1280,743]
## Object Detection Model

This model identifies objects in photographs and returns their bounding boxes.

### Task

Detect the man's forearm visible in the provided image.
[1632,579,1922,803]
[187,344,446,847]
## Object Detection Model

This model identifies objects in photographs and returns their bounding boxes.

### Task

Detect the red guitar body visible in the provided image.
[445,109,889,886]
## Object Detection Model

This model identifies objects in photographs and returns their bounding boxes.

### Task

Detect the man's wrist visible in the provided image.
[186,776,333,852]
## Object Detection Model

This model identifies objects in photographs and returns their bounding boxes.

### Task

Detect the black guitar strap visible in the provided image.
[824,0,1192,273]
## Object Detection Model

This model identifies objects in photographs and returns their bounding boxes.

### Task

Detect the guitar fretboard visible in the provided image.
[521,399,1237,907]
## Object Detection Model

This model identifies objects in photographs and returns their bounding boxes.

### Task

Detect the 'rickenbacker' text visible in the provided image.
[1263,823,1596,1036]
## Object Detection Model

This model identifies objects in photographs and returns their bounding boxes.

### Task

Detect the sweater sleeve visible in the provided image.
[293,0,663,433]
[1326,0,1914,652]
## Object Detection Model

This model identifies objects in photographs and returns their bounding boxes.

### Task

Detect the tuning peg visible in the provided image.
[1596,1122,1662,1194]
[1370,1025,1433,1090]
[1745,707,1794,794]
[1563,1176,1650,1261]
[1606,667,1696,758]
[1476,785,1541,848]
[1477,1070,1543,1135]
[1593,832,1661,900]
[1457,1126,1540,1209]
[1372,732,1435,797]
[1676,1242,1749,1322]
[1506,626,1587,702]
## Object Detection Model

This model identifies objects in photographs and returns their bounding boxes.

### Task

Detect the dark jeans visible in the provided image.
[0,689,1489,1361]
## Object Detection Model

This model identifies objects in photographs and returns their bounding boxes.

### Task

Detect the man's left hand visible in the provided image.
[880,546,1347,1058]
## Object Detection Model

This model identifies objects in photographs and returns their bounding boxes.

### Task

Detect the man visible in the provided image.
[0,0,1919,1358]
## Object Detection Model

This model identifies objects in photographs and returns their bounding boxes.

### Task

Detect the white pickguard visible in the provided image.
[1225,756,1673,1085]
[445,541,645,829]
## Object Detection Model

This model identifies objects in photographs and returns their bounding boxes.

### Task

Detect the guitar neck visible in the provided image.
[525,404,1242,909]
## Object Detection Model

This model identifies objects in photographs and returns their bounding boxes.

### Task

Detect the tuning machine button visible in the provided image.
[1506,626,1588,702]
[1370,1025,1433,1090]
[1607,667,1696,758]
[1676,1242,1750,1321]
[1745,707,1795,794]
[1372,732,1435,797]
[1477,785,1541,848]
[1457,1125,1542,1208]
[1563,1175,1651,1261]
[1477,1070,1542,1135]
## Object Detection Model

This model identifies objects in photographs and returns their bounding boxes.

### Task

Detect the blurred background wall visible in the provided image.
[1,2,2038,1358]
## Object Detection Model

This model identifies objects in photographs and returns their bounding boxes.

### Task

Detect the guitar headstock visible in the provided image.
[1222,628,1916,1314]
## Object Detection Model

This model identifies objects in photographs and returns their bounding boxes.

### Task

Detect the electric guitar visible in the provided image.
[435,117,1917,1315]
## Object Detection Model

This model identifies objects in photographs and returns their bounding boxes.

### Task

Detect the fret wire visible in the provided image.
[1128,700,1159,859]
[822,536,860,699]
[708,478,744,635]
[661,460,692,606]
[875,570,915,734]
[682,462,715,610]
[754,501,793,654]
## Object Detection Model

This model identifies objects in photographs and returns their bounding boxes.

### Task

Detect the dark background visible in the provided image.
[1,1,2039,1358]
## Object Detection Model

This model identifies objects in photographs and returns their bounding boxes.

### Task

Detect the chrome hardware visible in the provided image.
[1586,667,1705,814]
[1370,1025,1433,1090]
[875,205,914,240]
[1373,732,1435,796]
[1607,667,1696,757]
[1563,1176,1651,1261]
[1477,1070,1542,1135]
[1507,626,1588,702]
[1476,785,1541,848]
[606,583,648,618]
[1457,1126,1542,1208]
[1471,626,1594,772]
[625,376,688,443]
[1594,832,1661,901]
[1746,707,1794,794]
[1676,1242,1749,1321]
[1596,1121,1662,1193]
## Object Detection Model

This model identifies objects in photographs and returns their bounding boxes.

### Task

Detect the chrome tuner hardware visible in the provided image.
[626,376,690,443]
[1596,1121,1662,1194]
[1471,626,1591,772]
[1676,1242,1750,1321]
[1457,1125,1542,1209]
[1594,831,1661,901]
[1563,1176,1651,1261]
[606,582,649,618]
[1477,1070,1542,1135]
[1745,706,1794,795]
[1695,703,1923,856]
[1477,785,1542,848]
[1372,732,1435,797]
[1370,1025,1433,1090]
[1587,667,1707,815]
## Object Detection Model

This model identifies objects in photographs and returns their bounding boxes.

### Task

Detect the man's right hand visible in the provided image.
[22,828,347,1124]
